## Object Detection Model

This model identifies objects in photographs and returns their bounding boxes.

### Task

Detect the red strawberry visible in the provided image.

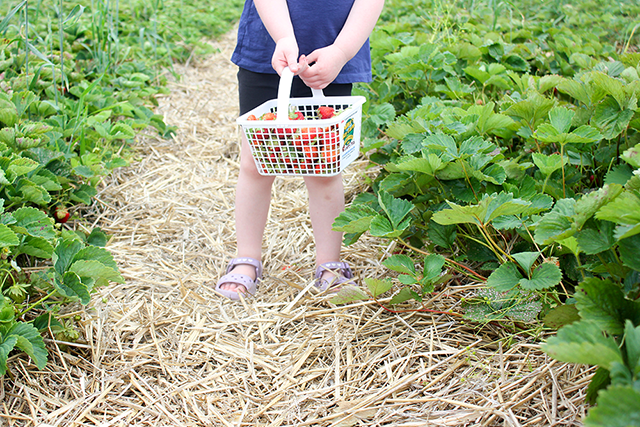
[290,111,304,120]
[247,114,258,120]
[261,112,277,121]
[318,106,335,119]
[54,207,70,223]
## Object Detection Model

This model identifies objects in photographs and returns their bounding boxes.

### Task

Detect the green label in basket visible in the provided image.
[343,117,355,150]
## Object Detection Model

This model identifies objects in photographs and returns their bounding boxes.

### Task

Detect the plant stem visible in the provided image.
[397,237,487,281]
[18,289,57,317]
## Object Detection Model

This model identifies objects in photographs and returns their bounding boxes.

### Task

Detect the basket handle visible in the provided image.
[275,67,325,123]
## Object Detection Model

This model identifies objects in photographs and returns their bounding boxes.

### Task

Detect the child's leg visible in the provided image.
[304,174,345,279]
[219,134,274,294]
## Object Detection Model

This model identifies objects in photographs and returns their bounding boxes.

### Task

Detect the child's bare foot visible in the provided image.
[215,258,262,300]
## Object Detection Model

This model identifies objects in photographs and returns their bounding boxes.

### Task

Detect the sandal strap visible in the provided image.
[226,257,263,278]
[215,257,263,300]
[314,261,353,280]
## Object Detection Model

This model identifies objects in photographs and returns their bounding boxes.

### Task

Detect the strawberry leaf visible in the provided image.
[8,322,48,370]
[574,278,640,336]
[541,320,623,368]
[377,191,413,230]
[0,336,18,376]
[390,287,421,305]
[382,254,416,275]
[519,262,562,290]
[486,262,522,292]
[329,285,369,305]
[365,278,393,298]
[584,386,640,427]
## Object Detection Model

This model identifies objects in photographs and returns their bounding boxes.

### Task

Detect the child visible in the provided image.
[216,0,384,300]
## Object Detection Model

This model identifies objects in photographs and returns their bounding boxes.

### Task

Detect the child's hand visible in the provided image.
[272,37,309,76]
[298,45,349,90]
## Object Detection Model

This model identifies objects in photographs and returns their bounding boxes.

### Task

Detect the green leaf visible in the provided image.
[0,336,18,375]
[624,320,640,376]
[511,251,540,273]
[398,274,416,285]
[56,272,91,305]
[519,262,562,291]
[332,204,378,233]
[70,184,97,205]
[619,234,640,272]
[596,191,640,239]
[423,254,446,282]
[10,207,55,239]
[621,143,640,168]
[365,278,393,298]
[549,106,574,134]
[378,191,414,229]
[541,320,623,368]
[395,154,442,175]
[585,367,611,406]
[72,246,120,273]
[86,228,109,247]
[486,262,522,292]
[532,153,566,176]
[8,321,48,370]
[504,90,555,127]
[584,386,640,427]
[369,214,401,238]
[427,221,456,249]
[329,285,370,305]
[576,222,615,255]
[433,193,529,226]
[0,297,14,323]
[16,236,54,258]
[605,164,634,185]
[576,184,625,230]
[383,254,416,275]
[0,224,19,247]
[390,287,420,305]
[53,238,85,277]
[543,304,581,329]
[503,54,529,72]
[109,123,136,140]
[368,103,396,126]
[593,96,635,140]
[575,278,640,336]
[534,199,577,245]
[7,157,39,179]
[69,259,124,285]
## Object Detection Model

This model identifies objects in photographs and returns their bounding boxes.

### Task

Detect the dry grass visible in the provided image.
[1,30,592,426]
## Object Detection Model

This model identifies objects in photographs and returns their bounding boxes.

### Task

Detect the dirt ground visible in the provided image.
[1,30,592,426]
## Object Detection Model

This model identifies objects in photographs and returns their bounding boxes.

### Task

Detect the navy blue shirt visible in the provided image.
[231,0,372,84]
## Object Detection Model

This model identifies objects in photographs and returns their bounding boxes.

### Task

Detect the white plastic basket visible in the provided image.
[236,67,366,176]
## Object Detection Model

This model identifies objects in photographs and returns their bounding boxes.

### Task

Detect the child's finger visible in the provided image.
[295,55,309,75]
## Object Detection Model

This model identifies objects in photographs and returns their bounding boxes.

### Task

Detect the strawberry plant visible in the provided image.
[0,0,242,377]
[336,0,640,423]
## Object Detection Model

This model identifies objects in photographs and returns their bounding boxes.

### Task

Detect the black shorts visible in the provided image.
[237,68,353,115]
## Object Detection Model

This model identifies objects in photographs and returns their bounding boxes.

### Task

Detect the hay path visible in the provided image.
[2,31,591,426]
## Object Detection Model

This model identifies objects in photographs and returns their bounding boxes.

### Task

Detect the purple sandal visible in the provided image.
[215,257,263,300]
[314,261,357,292]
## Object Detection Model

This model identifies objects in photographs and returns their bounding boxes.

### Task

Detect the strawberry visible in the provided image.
[247,114,258,120]
[290,111,304,120]
[300,127,319,142]
[54,207,70,223]
[303,145,320,161]
[261,112,277,121]
[318,106,335,119]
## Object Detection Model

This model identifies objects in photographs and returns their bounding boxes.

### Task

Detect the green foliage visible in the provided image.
[0,0,243,376]
[339,0,640,420]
